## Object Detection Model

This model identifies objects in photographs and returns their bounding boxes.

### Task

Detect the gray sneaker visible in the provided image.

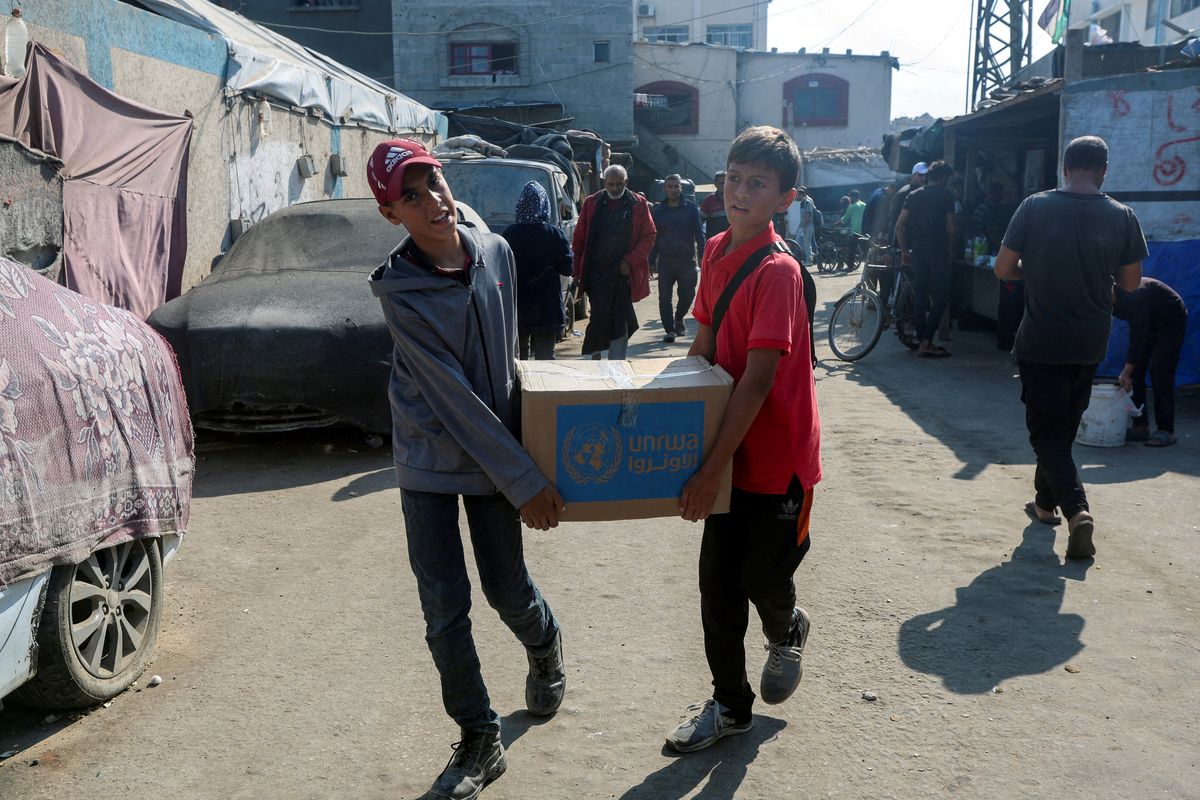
[525,631,566,717]
[665,699,753,753]
[760,607,811,705]
[419,729,506,800]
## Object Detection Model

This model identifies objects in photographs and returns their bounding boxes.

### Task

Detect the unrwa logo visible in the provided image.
[560,423,623,485]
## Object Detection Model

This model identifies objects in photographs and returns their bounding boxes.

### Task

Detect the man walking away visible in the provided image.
[895,160,956,358]
[652,174,706,342]
[1116,277,1187,447]
[995,135,1145,558]
[701,170,729,240]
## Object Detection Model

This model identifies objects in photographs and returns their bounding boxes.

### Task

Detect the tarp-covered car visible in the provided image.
[0,257,194,709]
[149,199,487,434]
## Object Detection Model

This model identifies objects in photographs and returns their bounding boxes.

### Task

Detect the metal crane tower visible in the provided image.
[969,0,1035,110]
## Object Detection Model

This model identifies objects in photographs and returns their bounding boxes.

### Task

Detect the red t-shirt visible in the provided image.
[692,226,822,494]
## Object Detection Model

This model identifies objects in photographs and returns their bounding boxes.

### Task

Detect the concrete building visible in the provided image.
[391,2,636,144]
[18,0,439,295]
[1068,0,1200,45]
[635,0,769,50]
[209,0,395,88]
[634,42,897,181]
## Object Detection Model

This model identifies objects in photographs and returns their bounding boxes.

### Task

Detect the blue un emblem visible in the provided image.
[560,423,623,486]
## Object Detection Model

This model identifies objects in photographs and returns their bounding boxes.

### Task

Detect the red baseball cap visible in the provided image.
[366,138,442,206]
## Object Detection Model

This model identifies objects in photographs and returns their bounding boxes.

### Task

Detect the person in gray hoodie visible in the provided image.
[365,139,566,800]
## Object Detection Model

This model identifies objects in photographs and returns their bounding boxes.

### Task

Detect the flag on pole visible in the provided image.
[1038,0,1072,44]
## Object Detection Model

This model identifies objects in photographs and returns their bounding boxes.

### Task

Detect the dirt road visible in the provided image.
[3,270,1198,799]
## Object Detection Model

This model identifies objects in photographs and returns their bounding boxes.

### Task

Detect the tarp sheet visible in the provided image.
[1099,239,1200,387]
[0,257,194,587]
[0,44,192,319]
[802,150,896,189]
[135,0,441,133]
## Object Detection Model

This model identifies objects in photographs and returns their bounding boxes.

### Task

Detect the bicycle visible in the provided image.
[826,239,918,361]
[814,227,871,273]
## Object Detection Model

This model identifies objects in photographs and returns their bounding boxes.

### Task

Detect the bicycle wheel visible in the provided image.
[828,286,884,361]
[894,280,918,350]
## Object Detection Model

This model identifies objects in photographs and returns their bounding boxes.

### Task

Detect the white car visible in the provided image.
[0,257,194,709]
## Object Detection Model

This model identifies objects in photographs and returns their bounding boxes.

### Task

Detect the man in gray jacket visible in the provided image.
[366,139,566,800]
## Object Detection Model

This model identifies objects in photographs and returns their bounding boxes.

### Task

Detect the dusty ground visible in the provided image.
[2,269,1198,799]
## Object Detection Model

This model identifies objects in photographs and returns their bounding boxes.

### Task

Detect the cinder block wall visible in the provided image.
[393,2,635,143]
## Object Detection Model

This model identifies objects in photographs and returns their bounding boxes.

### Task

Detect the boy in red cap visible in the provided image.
[366,139,566,800]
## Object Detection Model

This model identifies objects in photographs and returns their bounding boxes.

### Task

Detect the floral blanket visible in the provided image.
[0,258,194,586]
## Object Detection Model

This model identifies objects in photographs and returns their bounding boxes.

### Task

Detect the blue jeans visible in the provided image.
[400,488,559,733]
[589,334,629,360]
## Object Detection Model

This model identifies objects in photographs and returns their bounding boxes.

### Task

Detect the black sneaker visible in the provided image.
[662,332,676,343]
[760,607,811,704]
[525,631,566,717]
[675,317,688,336]
[420,729,506,800]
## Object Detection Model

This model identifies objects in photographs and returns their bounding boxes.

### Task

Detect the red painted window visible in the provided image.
[634,80,699,135]
[783,73,849,127]
[449,42,518,76]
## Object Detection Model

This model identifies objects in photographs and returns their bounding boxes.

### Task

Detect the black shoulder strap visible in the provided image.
[711,241,780,342]
[711,239,817,366]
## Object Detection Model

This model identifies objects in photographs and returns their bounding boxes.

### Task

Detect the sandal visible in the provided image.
[1144,431,1177,447]
[1024,501,1061,526]
[1125,426,1150,443]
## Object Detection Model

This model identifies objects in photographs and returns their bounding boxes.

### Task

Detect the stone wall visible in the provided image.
[0,140,64,279]
[392,1,635,143]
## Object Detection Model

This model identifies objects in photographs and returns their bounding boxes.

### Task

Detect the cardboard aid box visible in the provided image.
[517,357,734,521]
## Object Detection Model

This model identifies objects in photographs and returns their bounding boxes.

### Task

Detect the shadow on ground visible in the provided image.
[615,716,786,799]
[190,427,391,498]
[815,304,1200,482]
[898,524,1091,694]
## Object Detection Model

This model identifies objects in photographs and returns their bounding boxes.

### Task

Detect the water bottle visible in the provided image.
[3,10,28,79]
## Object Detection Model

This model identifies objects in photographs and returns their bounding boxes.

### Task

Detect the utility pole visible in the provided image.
[969,0,1034,111]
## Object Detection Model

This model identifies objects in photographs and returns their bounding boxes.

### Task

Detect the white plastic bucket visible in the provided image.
[1076,383,1137,447]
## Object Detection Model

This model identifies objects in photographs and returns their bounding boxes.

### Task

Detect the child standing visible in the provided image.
[366,140,567,799]
[670,126,822,753]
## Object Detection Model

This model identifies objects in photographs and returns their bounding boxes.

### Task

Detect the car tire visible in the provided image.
[13,539,164,710]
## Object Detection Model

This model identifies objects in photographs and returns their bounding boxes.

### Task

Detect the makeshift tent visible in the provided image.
[1099,239,1200,388]
[135,0,440,133]
[0,44,192,318]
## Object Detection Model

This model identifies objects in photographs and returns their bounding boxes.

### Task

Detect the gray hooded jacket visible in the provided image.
[368,223,548,507]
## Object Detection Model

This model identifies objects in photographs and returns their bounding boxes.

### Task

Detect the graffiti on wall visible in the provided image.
[1151,88,1200,188]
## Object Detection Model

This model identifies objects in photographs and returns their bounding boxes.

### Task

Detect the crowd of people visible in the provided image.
[363,130,1181,800]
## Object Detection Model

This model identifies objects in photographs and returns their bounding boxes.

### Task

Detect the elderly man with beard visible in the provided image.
[572,165,656,359]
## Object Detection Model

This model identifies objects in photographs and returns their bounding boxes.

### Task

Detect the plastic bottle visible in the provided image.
[3,9,28,79]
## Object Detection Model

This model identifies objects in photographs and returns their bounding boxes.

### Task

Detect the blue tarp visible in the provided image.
[1099,239,1200,387]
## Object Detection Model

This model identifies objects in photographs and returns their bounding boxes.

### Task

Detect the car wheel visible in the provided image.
[13,539,164,710]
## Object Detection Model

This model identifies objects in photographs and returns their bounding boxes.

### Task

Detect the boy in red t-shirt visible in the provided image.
[667,126,822,753]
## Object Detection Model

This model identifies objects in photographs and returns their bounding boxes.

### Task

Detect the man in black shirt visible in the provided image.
[895,160,956,357]
[1115,277,1188,447]
[995,136,1146,558]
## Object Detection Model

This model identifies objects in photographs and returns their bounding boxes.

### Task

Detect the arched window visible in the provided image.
[783,73,849,127]
[634,80,699,135]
